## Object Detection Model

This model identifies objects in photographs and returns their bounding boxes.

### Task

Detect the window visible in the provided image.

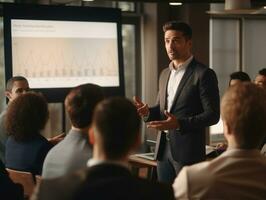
[209,15,266,143]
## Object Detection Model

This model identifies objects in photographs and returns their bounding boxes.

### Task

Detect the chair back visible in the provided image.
[6,168,35,198]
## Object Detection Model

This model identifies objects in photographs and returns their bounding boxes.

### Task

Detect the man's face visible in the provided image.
[255,75,266,89]
[164,30,192,61]
[6,80,29,101]
[229,79,242,87]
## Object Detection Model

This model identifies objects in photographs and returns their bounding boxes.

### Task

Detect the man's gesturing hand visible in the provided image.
[133,96,149,117]
[147,110,180,131]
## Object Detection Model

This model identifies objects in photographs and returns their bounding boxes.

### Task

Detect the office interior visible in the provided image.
[0,0,266,150]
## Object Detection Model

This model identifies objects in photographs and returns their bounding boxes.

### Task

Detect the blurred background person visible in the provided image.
[0,76,29,164]
[229,71,251,86]
[255,68,266,89]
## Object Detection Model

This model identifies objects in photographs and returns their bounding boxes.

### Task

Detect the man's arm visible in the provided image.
[133,96,161,122]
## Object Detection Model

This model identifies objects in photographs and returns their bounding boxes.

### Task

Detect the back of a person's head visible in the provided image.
[221,83,266,149]
[65,83,104,129]
[163,21,192,40]
[6,76,28,92]
[229,71,251,85]
[93,97,140,160]
[5,92,48,141]
[258,68,266,76]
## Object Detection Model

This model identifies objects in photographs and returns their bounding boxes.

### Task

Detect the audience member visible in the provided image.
[215,71,251,151]
[255,68,266,89]
[255,68,266,148]
[0,76,63,164]
[0,76,29,163]
[0,159,24,200]
[229,71,251,86]
[173,83,266,199]
[31,97,175,200]
[42,83,104,179]
[5,92,52,175]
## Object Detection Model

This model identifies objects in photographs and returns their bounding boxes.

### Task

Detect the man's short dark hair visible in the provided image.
[93,97,141,160]
[5,92,48,141]
[65,84,104,128]
[6,76,28,92]
[163,21,192,40]
[230,71,251,82]
[258,68,266,76]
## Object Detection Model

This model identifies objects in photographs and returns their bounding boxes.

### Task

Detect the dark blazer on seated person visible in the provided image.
[31,163,175,200]
[0,159,23,200]
[5,134,52,175]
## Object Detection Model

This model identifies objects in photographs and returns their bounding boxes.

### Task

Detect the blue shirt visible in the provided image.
[5,134,52,175]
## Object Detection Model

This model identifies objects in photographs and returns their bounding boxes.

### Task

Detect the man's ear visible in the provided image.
[5,91,12,100]
[223,120,232,137]
[88,127,95,145]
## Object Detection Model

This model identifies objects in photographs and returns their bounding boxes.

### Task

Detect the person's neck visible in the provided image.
[172,54,192,69]
[227,138,240,149]
[93,144,128,165]
[71,126,88,134]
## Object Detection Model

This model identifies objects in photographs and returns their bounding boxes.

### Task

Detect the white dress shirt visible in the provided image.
[167,55,193,112]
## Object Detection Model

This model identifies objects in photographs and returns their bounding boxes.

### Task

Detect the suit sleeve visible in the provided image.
[145,69,168,122]
[179,68,220,131]
[145,98,161,122]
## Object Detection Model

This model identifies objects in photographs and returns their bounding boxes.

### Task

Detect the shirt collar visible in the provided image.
[221,148,261,157]
[87,158,129,169]
[169,55,193,71]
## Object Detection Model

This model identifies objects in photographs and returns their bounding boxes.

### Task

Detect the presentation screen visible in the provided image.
[4,4,125,102]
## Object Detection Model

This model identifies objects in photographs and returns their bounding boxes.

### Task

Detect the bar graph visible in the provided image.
[12,37,118,77]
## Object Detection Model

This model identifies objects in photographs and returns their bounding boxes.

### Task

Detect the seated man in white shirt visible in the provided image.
[173,82,266,199]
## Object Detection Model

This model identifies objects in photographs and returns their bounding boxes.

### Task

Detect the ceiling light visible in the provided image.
[169,2,182,6]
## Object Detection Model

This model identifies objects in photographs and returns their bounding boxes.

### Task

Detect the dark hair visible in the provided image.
[163,21,192,40]
[93,97,140,160]
[65,84,104,128]
[221,83,266,149]
[229,71,251,84]
[5,92,48,141]
[6,76,28,92]
[258,68,266,76]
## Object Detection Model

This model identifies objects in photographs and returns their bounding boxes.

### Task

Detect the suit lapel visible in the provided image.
[169,59,195,112]
[161,69,171,112]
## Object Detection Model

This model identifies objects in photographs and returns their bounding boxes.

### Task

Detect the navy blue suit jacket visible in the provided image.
[148,58,220,164]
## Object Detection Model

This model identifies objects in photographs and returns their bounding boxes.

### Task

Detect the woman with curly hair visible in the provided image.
[5,92,52,175]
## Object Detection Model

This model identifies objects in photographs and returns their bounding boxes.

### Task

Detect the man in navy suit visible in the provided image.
[134,21,220,183]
